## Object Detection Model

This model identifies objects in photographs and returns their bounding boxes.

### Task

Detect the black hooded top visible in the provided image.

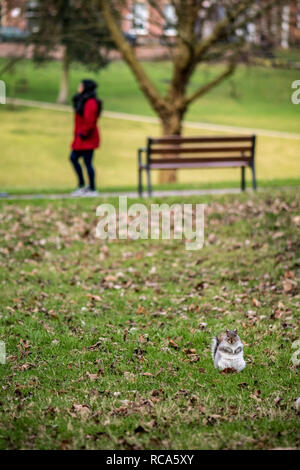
[72,79,102,117]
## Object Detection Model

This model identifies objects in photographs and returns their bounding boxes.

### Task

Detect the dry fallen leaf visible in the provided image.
[183,348,196,356]
[168,339,179,350]
[87,294,102,302]
[136,305,148,315]
[86,372,98,381]
[252,298,261,307]
[123,327,129,342]
[283,279,297,294]
[220,368,237,374]
[292,216,300,227]
[72,403,91,419]
[274,396,283,406]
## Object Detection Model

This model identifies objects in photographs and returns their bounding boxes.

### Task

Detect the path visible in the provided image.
[6,97,300,141]
[0,188,243,200]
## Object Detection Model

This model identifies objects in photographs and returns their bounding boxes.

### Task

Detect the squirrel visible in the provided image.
[211,329,246,372]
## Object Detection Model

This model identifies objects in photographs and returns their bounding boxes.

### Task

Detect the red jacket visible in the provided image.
[72,98,100,151]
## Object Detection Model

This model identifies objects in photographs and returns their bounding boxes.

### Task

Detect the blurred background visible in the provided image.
[0,0,299,193]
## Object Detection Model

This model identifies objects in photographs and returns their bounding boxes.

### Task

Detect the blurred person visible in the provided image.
[70,79,102,196]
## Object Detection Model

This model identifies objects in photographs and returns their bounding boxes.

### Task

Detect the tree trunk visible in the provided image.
[57,48,70,104]
[159,109,184,184]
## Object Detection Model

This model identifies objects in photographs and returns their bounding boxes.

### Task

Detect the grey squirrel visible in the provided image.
[212,329,246,372]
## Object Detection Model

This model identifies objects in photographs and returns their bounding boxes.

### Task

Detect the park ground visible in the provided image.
[0,189,299,449]
[0,56,299,449]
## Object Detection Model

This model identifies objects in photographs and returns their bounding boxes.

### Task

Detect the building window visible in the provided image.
[131,2,149,35]
[11,7,21,18]
[26,0,39,33]
[164,4,177,36]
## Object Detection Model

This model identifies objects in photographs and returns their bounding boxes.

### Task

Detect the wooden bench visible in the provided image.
[138,135,257,197]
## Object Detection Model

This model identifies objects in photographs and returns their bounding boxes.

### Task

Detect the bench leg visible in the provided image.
[251,163,257,190]
[146,167,152,197]
[241,167,246,191]
[138,167,143,198]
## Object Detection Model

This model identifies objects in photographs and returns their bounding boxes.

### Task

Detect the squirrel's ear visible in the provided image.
[226,329,229,334]
[234,329,237,333]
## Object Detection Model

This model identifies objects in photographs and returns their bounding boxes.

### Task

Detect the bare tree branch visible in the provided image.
[0,55,25,77]
[184,60,237,106]
[100,0,169,116]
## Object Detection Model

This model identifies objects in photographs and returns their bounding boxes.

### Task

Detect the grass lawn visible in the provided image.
[1,57,300,134]
[0,106,300,192]
[0,189,299,449]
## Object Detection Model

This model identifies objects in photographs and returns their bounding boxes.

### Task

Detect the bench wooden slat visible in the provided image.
[150,136,253,144]
[149,161,250,170]
[150,146,252,155]
[149,156,252,165]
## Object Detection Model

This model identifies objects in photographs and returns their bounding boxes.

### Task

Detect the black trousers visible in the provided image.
[70,149,95,190]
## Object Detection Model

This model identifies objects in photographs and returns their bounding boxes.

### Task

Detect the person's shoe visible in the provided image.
[71,187,86,196]
[83,189,99,197]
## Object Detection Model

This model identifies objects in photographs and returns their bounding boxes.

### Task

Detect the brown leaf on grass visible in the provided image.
[136,305,149,315]
[6,355,18,362]
[88,340,102,350]
[134,425,147,434]
[151,389,164,397]
[112,405,131,417]
[18,363,34,371]
[124,371,135,382]
[71,403,91,419]
[168,339,179,350]
[105,275,117,282]
[60,440,70,450]
[138,334,146,344]
[282,279,298,294]
[284,271,295,279]
[142,372,154,377]
[238,382,248,389]
[87,294,102,302]
[86,372,99,382]
[220,368,237,374]
[183,348,196,355]
[292,216,300,227]
[250,390,262,402]
[203,414,222,425]
[188,354,201,363]
[272,231,284,240]
[18,339,31,350]
[252,298,261,307]
[48,310,58,319]
[123,327,129,342]
[274,396,283,407]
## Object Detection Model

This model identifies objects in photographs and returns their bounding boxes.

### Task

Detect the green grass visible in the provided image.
[1,57,300,133]
[0,106,300,192]
[0,188,299,449]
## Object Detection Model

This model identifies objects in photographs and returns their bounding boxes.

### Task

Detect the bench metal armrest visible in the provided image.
[138,148,147,168]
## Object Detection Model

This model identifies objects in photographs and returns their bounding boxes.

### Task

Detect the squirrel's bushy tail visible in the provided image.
[211,337,218,360]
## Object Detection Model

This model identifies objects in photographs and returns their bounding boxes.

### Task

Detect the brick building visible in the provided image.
[0,0,300,59]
